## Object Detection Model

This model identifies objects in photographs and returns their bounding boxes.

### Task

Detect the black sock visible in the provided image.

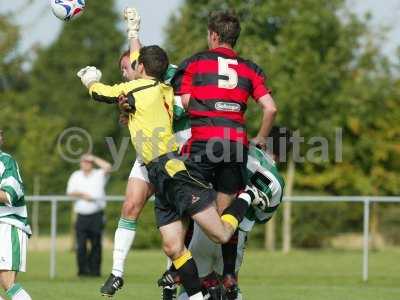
[222,194,250,223]
[174,255,202,297]
[222,229,239,276]
[169,264,177,272]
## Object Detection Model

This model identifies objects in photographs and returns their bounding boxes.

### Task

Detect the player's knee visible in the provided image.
[0,271,15,291]
[207,232,230,244]
[162,240,184,259]
[121,198,140,219]
[217,234,231,244]
[162,243,178,258]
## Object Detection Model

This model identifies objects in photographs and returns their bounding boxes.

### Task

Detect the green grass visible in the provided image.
[6,248,400,300]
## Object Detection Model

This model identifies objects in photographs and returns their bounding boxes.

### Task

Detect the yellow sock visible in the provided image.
[173,250,192,269]
[221,214,239,231]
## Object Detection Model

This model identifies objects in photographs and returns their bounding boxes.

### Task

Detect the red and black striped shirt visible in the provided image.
[172,47,271,146]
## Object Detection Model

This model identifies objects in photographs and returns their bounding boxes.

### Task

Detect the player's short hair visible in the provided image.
[138,46,169,81]
[208,10,241,47]
[119,50,130,67]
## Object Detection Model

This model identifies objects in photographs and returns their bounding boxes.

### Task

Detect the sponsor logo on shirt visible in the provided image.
[215,102,241,112]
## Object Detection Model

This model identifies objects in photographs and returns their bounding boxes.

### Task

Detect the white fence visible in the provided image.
[25,195,400,280]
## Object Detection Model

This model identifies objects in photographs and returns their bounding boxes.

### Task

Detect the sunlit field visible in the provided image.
[10,248,400,300]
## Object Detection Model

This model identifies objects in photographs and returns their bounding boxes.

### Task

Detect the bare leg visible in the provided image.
[192,205,235,244]
[159,220,187,260]
[111,178,154,277]
[121,178,154,219]
[216,192,235,215]
[192,191,253,245]
[0,271,31,299]
[0,271,16,291]
[159,221,203,299]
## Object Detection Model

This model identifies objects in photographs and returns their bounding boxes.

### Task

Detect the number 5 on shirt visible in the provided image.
[218,57,238,89]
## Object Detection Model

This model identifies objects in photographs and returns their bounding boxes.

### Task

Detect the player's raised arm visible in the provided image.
[123,7,142,66]
[84,154,113,174]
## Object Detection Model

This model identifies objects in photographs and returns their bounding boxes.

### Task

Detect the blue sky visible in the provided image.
[0,0,399,59]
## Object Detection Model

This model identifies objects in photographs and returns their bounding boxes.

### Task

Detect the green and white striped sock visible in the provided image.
[112,218,137,277]
[6,284,32,300]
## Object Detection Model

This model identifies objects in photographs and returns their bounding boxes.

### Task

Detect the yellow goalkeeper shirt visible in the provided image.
[89,79,178,164]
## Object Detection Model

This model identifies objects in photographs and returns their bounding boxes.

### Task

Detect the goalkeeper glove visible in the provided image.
[124,7,141,40]
[246,185,270,211]
[77,66,102,88]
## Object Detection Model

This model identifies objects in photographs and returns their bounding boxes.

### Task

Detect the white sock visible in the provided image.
[6,284,32,300]
[111,218,137,277]
[166,257,173,269]
[188,292,203,300]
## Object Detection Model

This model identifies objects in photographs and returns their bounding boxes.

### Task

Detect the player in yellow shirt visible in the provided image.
[77,44,267,300]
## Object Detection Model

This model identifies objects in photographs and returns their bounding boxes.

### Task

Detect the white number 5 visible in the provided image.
[218,57,238,89]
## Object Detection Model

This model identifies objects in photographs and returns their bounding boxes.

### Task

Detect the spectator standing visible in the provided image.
[66,154,112,277]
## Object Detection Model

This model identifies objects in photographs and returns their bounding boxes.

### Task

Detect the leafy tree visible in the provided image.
[24,0,134,194]
[0,14,66,194]
[0,16,26,92]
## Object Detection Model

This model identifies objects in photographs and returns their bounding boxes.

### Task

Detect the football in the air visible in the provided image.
[50,0,85,21]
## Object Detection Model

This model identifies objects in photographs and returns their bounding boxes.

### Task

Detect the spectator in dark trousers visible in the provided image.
[66,154,112,277]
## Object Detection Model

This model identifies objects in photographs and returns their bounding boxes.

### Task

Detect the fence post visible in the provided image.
[265,218,276,251]
[363,199,370,282]
[283,157,295,253]
[50,199,58,279]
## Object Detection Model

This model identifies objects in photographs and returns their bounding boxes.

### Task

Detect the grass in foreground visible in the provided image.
[6,248,400,300]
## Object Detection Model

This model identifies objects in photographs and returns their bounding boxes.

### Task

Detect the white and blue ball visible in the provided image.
[50,0,85,21]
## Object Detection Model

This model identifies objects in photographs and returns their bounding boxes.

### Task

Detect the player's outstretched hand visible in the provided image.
[77,66,102,88]
[124,7,141,39]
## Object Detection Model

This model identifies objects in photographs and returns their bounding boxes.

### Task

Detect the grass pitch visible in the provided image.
[7,248,400,300]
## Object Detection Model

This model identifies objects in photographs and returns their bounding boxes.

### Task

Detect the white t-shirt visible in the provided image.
[66,169,109,215]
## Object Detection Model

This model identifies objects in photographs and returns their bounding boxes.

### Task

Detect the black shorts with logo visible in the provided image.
[146,152,217,228]
[181,140,248,195]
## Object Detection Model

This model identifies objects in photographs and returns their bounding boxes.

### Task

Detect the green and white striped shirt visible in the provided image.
[240,146,285,231]
[0,151,31,234]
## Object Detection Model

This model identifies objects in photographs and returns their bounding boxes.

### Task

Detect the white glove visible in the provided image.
[77,66,102,88]
[124,7,141,40]
[245,185,270,211]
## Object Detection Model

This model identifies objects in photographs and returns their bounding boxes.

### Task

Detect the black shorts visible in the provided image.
[181,140,248,195]
[146,152,217,228]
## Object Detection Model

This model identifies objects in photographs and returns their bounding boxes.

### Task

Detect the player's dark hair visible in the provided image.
[138,46,169,81]
[208,10,241,47]
[118,50,130,68]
